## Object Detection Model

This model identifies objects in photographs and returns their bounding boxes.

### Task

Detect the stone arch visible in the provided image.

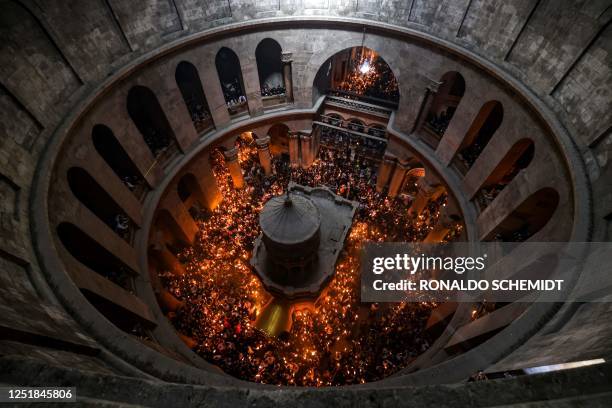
[347,118,366,133]
[215,47,248,116]
[127,85,178,158]
[92,124,148,197]
[268,123,291,156]
[474,138,535,211]
[311,46,400,106]
[421,71,465,146]
[454,100,504,174]
[56,222,134,289]
[256,38,284,96]
[175,61,212,134]
[484,187,559,242]
[67,167,133,240]
[153,209,190,253]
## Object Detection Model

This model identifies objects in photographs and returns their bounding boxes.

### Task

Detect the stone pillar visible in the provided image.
[300,133,314,168]
[412,77,442,133]
[157,288,184,312]
[388,162,410,198]
[223,147,244,189]
[424,205,457,243]
[256,136,273,176]
[312,125,321,155]
[151,239,186,275]
[281,52,293,103]
[289,132,300,167]
[409,176,442,217]
[376,155,396,193]
[187,156,222,210]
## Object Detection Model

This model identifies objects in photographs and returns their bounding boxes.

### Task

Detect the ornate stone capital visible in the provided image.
[424,76,443,93]
[256,135,271,147]
[281,52,293,63]
[223,147,239,161]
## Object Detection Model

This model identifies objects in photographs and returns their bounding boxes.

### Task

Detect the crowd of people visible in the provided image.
[475,184,505,210]
[425,109,454,137]
[121,175,147,201]
[261,84,286,97]
[159,137,462,386]
[184,97,213,133]
[335,56,400,103]
[142,126,171,157]
[221,78,248,114]
[318,126,387,161]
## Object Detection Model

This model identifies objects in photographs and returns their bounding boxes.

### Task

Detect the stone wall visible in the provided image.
[0,0,610,394]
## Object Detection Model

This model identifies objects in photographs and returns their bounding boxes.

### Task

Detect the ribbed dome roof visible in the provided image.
[259,192,320,245]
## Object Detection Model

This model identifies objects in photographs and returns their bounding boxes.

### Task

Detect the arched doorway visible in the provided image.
[215,47,248,116]
[175,61,213,134]
[92,124,148,199]
[312,46,400,108]
[127,85,179,160]
[474,139,535,211]
[420,71,465,148]
[256,38,288,106]
[453,101,504,175]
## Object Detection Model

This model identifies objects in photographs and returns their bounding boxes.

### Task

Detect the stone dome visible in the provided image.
[259,192,320,246]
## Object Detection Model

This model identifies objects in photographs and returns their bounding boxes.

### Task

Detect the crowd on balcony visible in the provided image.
[184,96,212,133]
[318,126,387,160]
[425,109,454,137]
[261,84,286,97]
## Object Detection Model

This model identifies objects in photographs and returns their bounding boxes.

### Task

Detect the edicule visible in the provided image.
[251,183,357,335]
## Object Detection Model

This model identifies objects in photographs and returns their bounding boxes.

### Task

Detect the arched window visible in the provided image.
[324,113,343,127]
[454,101,504,175]
[402,167,426,196]
[57,222,149,332]
[92,124,148,199]
[175,61,213,134]
[347,119,365,133]
[367,124,386,139]
[215,47,248,116]
[484,188,559,242]
[127,85,178,158]
[256,39,286,105]
[422,72,465,147]
[67,167,134,242]
[475,139,535,211]
[57,222,134,289]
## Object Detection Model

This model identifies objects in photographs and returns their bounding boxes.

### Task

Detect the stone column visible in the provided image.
[281,52,293,103]
[256,136,273,176]
[300,133,314,168]
[223,147,244,189]
[409,176,442,217]
[151,239,186,275]
[424,205,457,243]
[157,288,184,312]
[412,77,442,133]
[289,132,300,167]
[376,155,396,193]
[388,161,410,198]
[187,157,222,210]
